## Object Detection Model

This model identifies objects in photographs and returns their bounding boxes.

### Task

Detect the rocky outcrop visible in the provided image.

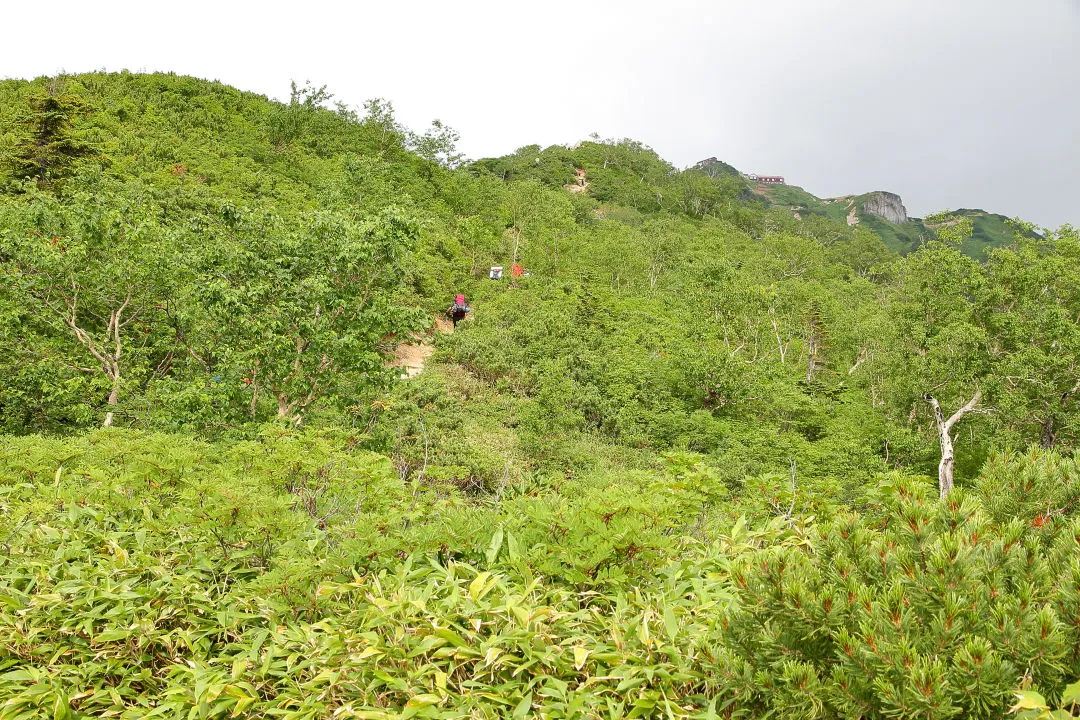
[846,203,859,227]
[693,157,740,178]
[861,191,908,224]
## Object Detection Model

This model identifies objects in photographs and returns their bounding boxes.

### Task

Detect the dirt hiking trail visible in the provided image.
[390,317,455,379]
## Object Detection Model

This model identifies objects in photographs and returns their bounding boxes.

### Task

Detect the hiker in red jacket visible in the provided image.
[447,293,471,327]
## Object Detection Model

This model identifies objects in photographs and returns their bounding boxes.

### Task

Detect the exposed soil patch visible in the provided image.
[389,317,456,379]
[392,342,435,379]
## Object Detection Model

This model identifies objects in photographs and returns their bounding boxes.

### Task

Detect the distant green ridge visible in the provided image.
[751,181,1022,259]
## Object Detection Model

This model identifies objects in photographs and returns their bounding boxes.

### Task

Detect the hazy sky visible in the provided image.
[3,0,1077,228]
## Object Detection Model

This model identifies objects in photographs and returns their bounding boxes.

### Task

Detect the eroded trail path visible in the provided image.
[390,317,455,379]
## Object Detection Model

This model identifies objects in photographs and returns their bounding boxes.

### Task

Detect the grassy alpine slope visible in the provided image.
[2,72,1080,718]
[754,182,1022,259]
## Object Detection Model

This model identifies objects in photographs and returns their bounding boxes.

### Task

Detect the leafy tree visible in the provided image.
[882,237,991,496]
[190,205,425,424]
[358,97,411,160]
[505,179,574,275]
[267,80,335,147]
[0,174,174,426]
[983,227,1080,448]
[5,90,91,188]
[409,118,465,169]
[662,169,734,218]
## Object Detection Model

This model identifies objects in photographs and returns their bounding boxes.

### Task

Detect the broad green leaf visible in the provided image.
[469,571,493,601]
[1011,691,1048,711]
[486,529,504,565]
[663,606,678,640]
[1061,680,1080,705]
[574,646,590,670]
[512,693,533,720]
[433,627,469,648]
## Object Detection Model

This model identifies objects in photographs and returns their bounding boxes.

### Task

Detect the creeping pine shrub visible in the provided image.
[976,448,1080,528]
[715,476,1080,719]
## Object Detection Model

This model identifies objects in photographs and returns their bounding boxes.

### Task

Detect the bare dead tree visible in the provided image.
[923,389,983,498]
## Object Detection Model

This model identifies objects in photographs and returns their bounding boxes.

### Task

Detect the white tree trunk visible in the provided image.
[511,228,522,268]
[805,313,823,383]
[102,372,120,427]
[930,400,955,497]
[924,389,982,498]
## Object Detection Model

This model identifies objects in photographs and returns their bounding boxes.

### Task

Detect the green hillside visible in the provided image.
[868,207,1023,259]
[691,156,741,178]
[2,73,1080,718]
[749,182,829,214]
[859,210,936,255]
[943,208,1030,259]
[752,181,1021,258]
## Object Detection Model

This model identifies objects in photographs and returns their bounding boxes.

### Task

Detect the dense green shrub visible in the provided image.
[3,71,1080,719]
[717,477,1080,718]
[4,440,1080,718]
[976,448,1080,527]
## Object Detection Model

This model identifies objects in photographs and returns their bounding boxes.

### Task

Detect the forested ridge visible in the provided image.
[2,71,1080,719]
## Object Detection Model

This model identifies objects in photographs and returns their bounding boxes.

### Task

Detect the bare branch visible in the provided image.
[787,458,797,518]
[769,312,786,364]
[944,389,982,432]
[848,348,868,376]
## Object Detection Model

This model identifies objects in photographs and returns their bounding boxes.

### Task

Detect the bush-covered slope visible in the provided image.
[2,72,1080,719]
[5,432,1080,718]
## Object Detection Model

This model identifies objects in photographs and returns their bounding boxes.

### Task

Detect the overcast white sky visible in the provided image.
[2,0,1077,228]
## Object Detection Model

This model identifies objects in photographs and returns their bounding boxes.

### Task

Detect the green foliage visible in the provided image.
[720,477,1080,718]
[4,433,1080,718]
[1012,680,1080,719]
[188,204,426,425]
[1,71,1078,718]
[983,228,1080,447]
[882,240,987,406]
[976,448,1080,527]
[4,90,93,188]
[0,72,493,433]
[0,171,176,429]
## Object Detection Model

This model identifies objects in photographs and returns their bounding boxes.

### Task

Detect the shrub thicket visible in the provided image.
[2,72,1079,718]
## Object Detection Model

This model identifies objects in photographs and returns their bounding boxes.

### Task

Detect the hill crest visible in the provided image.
[742,174,1018,258]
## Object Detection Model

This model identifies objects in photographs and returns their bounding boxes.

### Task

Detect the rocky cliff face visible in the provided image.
[861,191,908,224]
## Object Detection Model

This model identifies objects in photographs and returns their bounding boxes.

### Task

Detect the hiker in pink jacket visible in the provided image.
[447,293,471,327]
